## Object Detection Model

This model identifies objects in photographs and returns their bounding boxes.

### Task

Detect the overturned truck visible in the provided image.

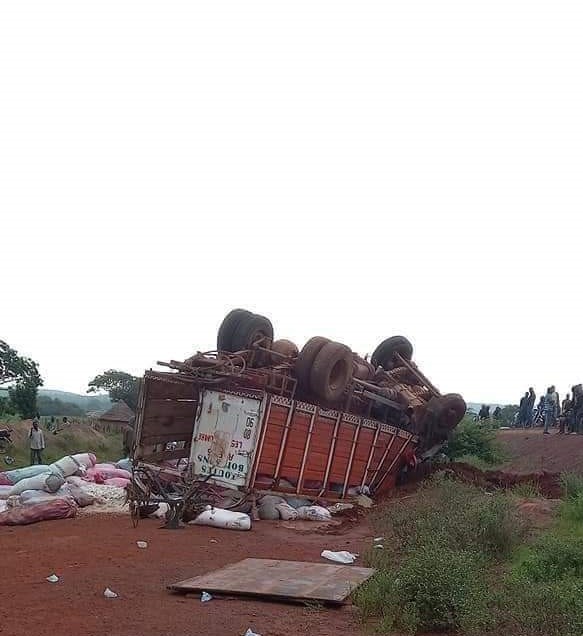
[131,309,466,522]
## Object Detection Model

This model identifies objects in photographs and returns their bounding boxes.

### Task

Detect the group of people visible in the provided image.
[516,385,583,434]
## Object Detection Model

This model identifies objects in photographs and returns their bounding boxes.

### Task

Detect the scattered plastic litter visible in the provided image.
[136,541,148,549]
[201,591,212,602]
[46,574,59,583]
[210,539,218,544]
[321,550,358,564]
[373,544,384,549]
[374,537,384,542]
[244,629,261,636]
[103,588,118,598]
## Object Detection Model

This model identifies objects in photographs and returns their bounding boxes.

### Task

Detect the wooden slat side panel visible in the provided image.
[326,421,355,487]
[346,427,375,488]
[254,404,288,480]
[145,376,197,400]
[136,375,198,462]
[139,446,192,463]
[277,411,311,486]
[364,431,394,482]
[372,436,410,490]
[300,416,335,489]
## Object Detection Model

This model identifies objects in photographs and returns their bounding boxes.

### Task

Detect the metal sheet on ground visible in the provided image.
[168,558,375,604]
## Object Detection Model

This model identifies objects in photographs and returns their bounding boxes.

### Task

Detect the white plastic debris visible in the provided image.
[46,574,59,583]
[103,588,118,599]
[373,544,384,549]
[136,541,148,549]
[201,591,212,603]
[210,539,218,544]
[374,537,384,543]
[244,630,261,636]
[321,550,358,564]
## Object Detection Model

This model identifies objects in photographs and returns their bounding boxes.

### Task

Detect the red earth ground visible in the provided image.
[1,427,578,636]
[0,512,371,636]
[497,427,583,474]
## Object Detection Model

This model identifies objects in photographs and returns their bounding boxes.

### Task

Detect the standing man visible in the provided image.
[543,386,560,435]
[526,387,536,428]
[518,392,529,427]
[29,418,45,464]
[572,385,583,434]
[560,393,573,434]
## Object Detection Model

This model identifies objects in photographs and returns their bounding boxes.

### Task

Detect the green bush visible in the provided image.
[561,472,583,499]
[560,493,583,523]
[514,533,583,582]
[445,418,503,465]
[372,474,525,559]
[355,542,494,634]
[356,476,526,633]
[503,576,583,636]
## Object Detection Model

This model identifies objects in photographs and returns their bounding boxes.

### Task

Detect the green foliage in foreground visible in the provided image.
[445,417,504,465]
[355,473,583,636]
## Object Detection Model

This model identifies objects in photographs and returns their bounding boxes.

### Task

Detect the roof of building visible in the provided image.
[99,400,134,423]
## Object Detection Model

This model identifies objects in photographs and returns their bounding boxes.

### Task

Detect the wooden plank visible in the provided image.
[142,399,198,420]
[169,558,375,605]
[146,377,197,400]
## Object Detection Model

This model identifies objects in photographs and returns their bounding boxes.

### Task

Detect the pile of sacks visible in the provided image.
[0,454,133,526]
[255,495,333,522]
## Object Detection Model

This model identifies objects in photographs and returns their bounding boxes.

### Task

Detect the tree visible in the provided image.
[0,340,43,418]
[0,340,41,387]
[88,370,140,410]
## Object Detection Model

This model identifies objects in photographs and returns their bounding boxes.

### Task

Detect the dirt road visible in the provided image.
[497,428,583,474]
[0,513,370,636]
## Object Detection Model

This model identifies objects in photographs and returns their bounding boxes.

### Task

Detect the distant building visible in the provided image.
[97,401,134,433]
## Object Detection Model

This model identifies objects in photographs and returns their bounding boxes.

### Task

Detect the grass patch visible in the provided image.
[445,418,504,465]
[561,472,583,499]
[355,475,525,634]
[0,427,122,469]
[511,480,542,498]
[356,470,583,635]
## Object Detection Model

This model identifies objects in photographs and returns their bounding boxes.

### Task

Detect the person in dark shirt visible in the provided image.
[560,393,573,434]
[526,387,536,427]
[518,392,529,427]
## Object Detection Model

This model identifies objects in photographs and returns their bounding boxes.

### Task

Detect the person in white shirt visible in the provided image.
[29,416,45,464]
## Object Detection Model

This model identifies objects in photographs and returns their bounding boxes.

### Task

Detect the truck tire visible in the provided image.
[371,336,413,371]
[295,337,330,390]
[217,309,252,351]
[231,312,274,352]
[270,339,299,364]
[310,342,353,403]
[437,394,467,427]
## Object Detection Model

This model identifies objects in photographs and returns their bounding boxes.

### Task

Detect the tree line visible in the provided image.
[1,338,140,418]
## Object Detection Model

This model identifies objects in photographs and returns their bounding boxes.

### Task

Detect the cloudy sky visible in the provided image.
[2,0,582,404]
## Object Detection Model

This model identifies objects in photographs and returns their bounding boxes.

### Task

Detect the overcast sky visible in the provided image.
[1,0,582,404]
